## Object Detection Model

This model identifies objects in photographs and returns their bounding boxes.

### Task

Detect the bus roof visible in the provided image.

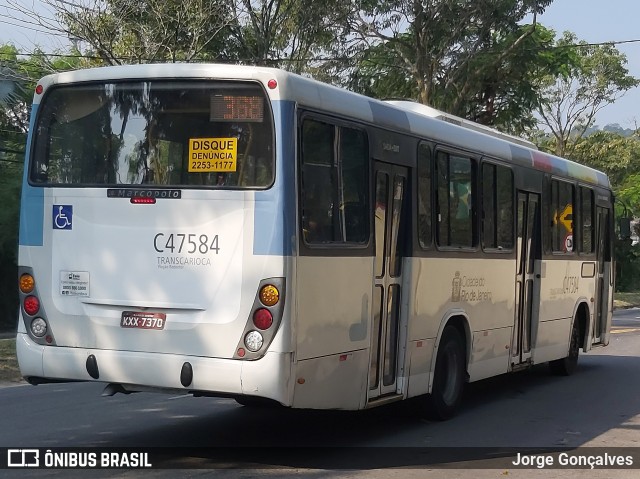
[34,63,610,189]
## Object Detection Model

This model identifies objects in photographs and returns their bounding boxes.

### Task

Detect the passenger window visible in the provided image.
[482,163,513,250]
[550,179,574,253]
[300,119,368,245]
[580,187,594,254]
[436,152,475,248]
[417,143,432,248]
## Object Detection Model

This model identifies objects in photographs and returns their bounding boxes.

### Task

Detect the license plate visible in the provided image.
[120,311,166,330]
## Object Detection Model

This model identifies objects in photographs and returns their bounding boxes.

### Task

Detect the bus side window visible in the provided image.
[300,118,368,245]
[417,142,432,248]
[482,162,513,250]
[550,179,574,253]
[579,186,594,254]
[300,119,334,243]
[436,151,475,248]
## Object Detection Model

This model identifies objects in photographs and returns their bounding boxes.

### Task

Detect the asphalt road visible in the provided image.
[1,310,640,478]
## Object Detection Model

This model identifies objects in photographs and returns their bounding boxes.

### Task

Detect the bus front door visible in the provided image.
[593,206,612,344]
[368,162,408,400]
[512,191,541,367]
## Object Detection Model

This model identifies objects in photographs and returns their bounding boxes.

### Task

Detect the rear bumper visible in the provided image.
[16,333,292,404]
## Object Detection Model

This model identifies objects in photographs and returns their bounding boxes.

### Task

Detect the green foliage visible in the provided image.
[0,45,80,331]
[51,0,347,70]
[346,1,565,134]
[538,32,639,156]
[227,0,348,72]
[58,0,233,63]
[0,135,22,332]
[615,238,640,292]
[569,131,640,187]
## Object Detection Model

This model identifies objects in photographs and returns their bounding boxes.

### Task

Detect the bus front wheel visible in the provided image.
[425,326,466,420]
[549,320,580,376]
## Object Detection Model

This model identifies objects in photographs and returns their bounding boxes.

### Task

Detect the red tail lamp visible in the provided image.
[24,296,40,316]
[253,308,273,330]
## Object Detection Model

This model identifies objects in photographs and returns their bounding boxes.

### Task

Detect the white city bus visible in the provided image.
[17,64,614,419]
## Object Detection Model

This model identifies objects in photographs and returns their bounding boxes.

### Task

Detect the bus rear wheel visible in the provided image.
[549,320,580,376]
[425,326,466,420]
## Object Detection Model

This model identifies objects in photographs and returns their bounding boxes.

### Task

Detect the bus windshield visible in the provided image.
[30,80,274,188]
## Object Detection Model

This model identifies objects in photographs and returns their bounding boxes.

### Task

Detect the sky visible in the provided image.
[0,0,639,128]
[535,0,640,129]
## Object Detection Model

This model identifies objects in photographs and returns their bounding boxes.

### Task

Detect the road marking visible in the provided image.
[611,328,640,334]
[167,394,192,400]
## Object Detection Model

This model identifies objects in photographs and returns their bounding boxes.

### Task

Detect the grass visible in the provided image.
[0,339,23,384]
[613,291,640,309]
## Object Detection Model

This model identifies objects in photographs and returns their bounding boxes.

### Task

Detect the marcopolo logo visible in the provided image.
[107,189,182,199]
[7,449,40,467]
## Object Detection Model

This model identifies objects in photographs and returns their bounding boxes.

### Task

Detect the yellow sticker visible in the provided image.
[188,138,237,172]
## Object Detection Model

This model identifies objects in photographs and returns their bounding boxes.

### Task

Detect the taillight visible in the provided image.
[19,274,35,293]
[130,197,156,204]
[30,318,47,337]
[253,308,273,330]
[244,331,264,352]
[23,296,40,316]
[259,284,279,306]
[18,268,56,345]
[234,278,285,360]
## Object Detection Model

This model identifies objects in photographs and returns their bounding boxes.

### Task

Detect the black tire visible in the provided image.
[549,320,580,376]
[425,326,466,420]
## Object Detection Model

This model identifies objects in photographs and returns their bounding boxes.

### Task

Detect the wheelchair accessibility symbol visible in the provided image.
[53,205,73,230]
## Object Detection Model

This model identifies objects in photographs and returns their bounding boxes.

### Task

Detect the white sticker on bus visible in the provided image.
[59,271,90,297]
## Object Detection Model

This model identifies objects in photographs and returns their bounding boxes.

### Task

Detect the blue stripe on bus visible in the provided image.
[19,104,44,247]
[253,100,296,256]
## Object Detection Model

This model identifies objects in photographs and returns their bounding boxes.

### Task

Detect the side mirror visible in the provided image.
[619,217,632,239]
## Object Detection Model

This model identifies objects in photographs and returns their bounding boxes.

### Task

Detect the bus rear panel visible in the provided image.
[17,72,293,403]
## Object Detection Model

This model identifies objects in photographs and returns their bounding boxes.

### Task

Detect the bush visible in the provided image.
[0,156,21,332]
[615,237,640,292]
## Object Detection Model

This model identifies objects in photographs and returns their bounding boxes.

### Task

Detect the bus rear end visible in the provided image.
[16,67,292,403]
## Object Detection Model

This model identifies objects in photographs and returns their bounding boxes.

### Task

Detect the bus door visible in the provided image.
[368,162,408,400]
[512,191,541,366]
[593,206,612,344]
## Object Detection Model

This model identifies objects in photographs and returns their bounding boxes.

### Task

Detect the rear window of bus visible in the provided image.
[30,81,274,189]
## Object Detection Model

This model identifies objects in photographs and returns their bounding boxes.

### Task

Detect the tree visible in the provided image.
[344,0,555,131]
[537,32,639,157]
[225,0,349,72]
[4,0,234,64]
[568,130,640,192]
[0,44,87,331]
[349,22,572,134]
[0,46,28,331]
[5,0,348,71]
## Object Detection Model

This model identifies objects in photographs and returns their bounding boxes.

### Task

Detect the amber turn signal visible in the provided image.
[19,274,35,294]
[259,284,279,307]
